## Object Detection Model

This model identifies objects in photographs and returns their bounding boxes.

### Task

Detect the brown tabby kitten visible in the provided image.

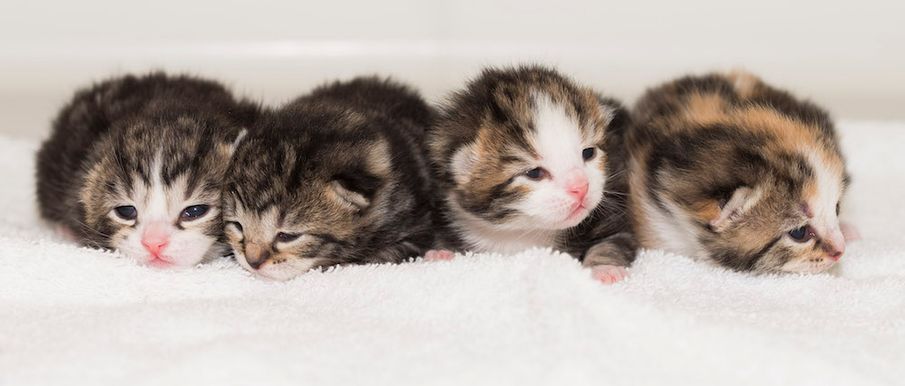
[628,71,849,273]
[223,77,437,281]
[428,65,636,283]
[36,72,257,268]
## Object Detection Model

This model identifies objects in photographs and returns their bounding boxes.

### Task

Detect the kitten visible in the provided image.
[223,77,438,281]
[36,72,257,268]
[627,70,848,273]
[428,65,636,283]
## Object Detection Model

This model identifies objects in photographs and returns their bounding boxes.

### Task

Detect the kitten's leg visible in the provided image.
[424,249,455,261]
[373,242,430,264]
[583,232,636,284]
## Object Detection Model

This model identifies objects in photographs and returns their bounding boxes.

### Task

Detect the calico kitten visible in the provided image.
[223,77,437,280]
[36,72,257,268]
[627,71,848,273]
[428,65,636,283]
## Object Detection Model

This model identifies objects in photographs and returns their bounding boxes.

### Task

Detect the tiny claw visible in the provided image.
[591,265,629,284]
[424,249,455,262]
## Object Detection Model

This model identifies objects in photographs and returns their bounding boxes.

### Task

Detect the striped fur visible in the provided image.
[628,71,849,273]
[223,77,438,280]
[35,72,257,267]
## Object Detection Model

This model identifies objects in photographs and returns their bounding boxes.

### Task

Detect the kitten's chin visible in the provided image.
[136,254,204,269]
[778,259,838,274]
[537,205,592,230]
[118,238,220,269]
[251,263,316,281]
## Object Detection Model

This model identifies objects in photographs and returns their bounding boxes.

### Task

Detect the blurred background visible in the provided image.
[1,0,903,139]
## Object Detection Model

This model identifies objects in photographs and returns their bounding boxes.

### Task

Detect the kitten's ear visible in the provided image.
[598,99,629,133]
[450,144,478,185]
[330,172,381,210]
[709,186,761,232]
[228,129,248,156]
[217,128,248,158]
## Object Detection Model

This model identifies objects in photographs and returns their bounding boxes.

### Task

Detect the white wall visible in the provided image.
[2,0,903,138]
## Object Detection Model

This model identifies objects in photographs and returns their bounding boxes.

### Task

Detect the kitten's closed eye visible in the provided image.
[275,232,301,243]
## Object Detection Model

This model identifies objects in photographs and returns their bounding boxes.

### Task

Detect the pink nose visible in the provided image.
[565,169,589,202]
[822,229,846,261]
[823,243,845,261]
[142,227,170,256]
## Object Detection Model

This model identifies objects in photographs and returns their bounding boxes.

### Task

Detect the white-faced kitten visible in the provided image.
[428,65,636,283]
[36,72,257,268]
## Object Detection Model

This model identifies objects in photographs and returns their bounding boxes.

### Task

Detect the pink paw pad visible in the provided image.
[424,249,455,262]
[591,265,630,284]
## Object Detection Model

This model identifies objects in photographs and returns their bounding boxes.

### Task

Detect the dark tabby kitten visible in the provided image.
[628,70,849,273]
[428,65,636,283]
[36,72,257,268]
[223,77,437,280]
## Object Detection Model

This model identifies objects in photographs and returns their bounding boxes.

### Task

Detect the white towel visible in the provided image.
[1,122,903,386]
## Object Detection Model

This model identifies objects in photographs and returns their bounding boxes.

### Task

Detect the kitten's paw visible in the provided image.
[841,221,861,242]
[424,249,455,262]
[591,265,629,284]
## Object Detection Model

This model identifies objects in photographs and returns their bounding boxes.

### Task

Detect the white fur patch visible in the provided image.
[640,190,710,260]
[507,93,605,229]
[803,149,845,249]
[446,197,558,254]
[114,154,220,268]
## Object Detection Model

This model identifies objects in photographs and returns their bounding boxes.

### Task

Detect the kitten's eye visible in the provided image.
[582,147,596,161]
[113,205,137,221]
[275,232,301,243]
[524,167,547,180]
[788,225,815,242]
[180,205,210,222]
[836,202,841,215]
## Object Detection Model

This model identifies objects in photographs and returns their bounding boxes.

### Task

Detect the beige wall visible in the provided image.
[1,0,903,138]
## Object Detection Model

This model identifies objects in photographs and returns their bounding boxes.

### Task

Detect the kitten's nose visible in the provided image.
[141,225,169,256]
[244,243,271,270]
[565,169,589,201]
[822,229,846,261]
[823,242,845,261]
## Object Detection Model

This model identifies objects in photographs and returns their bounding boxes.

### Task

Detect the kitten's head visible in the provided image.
[223,105,401,281]
[431,66,623,231]
[79,114,245,268]
[646,103,848,274]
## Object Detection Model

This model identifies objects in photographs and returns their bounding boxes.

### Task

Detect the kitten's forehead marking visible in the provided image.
[144,154,169,222]
[803,149,843,226]
[529,93,586,172]
[237,205,281,243]
[129,153,215,224]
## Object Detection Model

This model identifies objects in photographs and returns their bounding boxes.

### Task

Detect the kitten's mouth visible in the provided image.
[566,203,587,221]
[147,255,174,268]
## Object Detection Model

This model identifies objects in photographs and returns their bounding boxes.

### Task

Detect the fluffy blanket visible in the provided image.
[1,122,903,386]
